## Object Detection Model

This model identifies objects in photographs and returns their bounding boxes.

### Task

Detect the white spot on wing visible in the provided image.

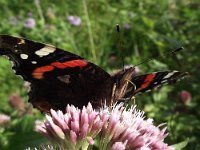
[35,45,56,57]
[161,80,167,84]
[31,61,37,64]
[20,54,28,59]
[18,39,25,45]
[163,71,178,79]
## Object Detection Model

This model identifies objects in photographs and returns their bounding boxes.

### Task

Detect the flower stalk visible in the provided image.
[82,0,96,61]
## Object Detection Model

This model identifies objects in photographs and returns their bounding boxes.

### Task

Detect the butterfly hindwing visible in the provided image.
[123,70,188,99]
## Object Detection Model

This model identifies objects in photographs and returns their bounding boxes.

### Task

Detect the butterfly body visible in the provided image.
[0,35,188,112]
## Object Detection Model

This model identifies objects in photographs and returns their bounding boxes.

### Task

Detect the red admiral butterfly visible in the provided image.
[0,35,188,112]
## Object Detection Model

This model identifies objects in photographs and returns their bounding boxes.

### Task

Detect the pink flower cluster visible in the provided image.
[179,90,192,104]
[0,114,10,126]
[35,103,174,150]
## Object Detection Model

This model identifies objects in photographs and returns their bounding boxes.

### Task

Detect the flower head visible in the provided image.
[36,103,103,149]
[35,103,174,150]
[24,18,36,29]
[123,23,131,30]
[67,16,81,26]
[9,95,25,111]
[0,114,11,126]
[179,90,192,104]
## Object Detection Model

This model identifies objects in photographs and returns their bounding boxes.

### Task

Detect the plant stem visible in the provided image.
[35,0,45,24]
[82,0,96,61]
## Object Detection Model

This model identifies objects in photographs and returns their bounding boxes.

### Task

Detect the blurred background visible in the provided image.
[0,0,199,149]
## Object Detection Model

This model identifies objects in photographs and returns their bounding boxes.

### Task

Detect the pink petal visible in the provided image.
[111,142,126,150]
[70,130,77,144]
[88,112,96,124]
[66,104,71,113]
[57,110,64,118]
[36,126,53,140]
[45,119,65,140]
[50,109,68,130]
[86,103,93,112]
[80,107,89,126]
[71,120,80,133]
[80,123,89,139]
[64,113,71,125]
[90,120,103,136]
[87,137,94,145]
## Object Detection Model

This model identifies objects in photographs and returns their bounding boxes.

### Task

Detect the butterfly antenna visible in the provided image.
[116,24,125,70]
[133,47,184,68]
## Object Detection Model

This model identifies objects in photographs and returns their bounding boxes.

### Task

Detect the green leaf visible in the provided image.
[172,139,189,150]
[7,131,47,150]
[142,16,155,29]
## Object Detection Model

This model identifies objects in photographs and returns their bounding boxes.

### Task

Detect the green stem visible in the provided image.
[35,0,45,24]
[82,0,96,61]
[61,20,78,53]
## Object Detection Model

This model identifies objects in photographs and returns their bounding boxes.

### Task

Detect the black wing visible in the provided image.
[125,70,188,98]
[0,35,113,112]
[111,67,188,101]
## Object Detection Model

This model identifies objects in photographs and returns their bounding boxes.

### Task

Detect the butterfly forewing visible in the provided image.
[0,35,113,112]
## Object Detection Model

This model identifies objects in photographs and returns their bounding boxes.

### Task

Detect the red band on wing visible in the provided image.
[33,66,54,73]
[135,73,156,92]
[32,59,88,79]
[32,66,54,79]
[51,62,66,69]
[62,59,88,68]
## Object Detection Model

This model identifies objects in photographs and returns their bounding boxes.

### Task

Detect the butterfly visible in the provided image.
[0,35,188,112]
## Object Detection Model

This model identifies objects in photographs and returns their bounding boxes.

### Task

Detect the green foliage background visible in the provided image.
[0,0,199,149]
